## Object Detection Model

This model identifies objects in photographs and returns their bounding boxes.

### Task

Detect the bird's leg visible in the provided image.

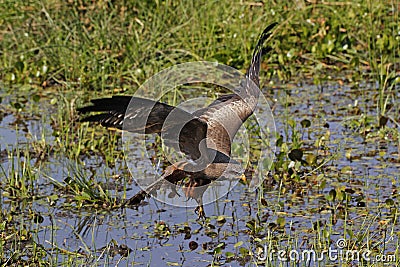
[183,178,210,219]
[182,178,198,200]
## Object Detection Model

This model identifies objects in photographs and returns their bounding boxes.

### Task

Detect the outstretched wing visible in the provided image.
[246,22,277,88]
[78,23,277,160]
[77,96,132,128]
[193,22,277,156]
[78,96,208,160]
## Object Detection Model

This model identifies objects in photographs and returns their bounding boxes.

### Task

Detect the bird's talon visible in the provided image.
[195,205,206,219]
[240,173,248,185]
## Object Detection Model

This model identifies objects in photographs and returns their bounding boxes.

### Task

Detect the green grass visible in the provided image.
[0,0,399,266]
[1,1,398,87]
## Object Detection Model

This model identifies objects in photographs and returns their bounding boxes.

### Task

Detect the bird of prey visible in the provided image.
[78,23,277,218]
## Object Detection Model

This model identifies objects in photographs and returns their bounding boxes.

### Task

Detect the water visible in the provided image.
[0,83,399,266]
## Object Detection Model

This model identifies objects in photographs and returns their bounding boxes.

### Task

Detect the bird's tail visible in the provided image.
[122,177,164,206]
[122,164,187,207]
[246,22,277,88]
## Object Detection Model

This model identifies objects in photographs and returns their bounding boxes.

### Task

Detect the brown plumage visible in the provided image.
[78,23,277,218]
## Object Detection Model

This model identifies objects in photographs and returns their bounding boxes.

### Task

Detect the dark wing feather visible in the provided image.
[78,96,132,128]
[78,96,175,131]
[78,96,208,160]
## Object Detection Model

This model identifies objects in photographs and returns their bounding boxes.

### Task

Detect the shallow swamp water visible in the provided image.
[0,81,399,266]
